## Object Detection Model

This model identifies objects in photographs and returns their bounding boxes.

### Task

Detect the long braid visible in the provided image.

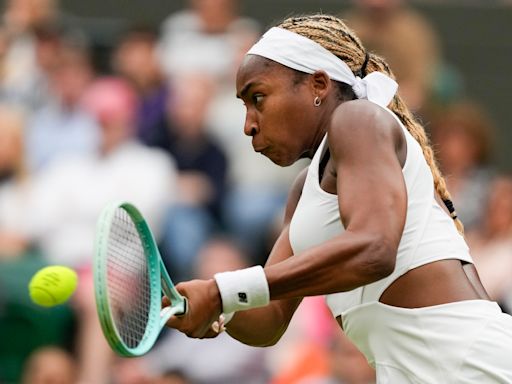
[278,15,464,234]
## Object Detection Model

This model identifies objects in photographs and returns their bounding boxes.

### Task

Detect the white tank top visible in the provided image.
[289,106,473,318]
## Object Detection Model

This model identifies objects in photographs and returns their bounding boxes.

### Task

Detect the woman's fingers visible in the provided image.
[163,279,222,339]
[161,296,171,307]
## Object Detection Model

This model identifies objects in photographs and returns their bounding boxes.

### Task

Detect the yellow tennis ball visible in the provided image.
[28,266,78,307]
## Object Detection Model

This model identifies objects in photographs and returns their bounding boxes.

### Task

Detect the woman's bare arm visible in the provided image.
[167,101,407,339]
[265,101,407,299]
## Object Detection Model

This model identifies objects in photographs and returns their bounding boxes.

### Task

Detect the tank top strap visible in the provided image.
[307,134,329,180]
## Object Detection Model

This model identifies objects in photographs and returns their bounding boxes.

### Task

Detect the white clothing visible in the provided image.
[247,27,398,108]
[157,10,260,81]
[0,179,34,237]
[288,105,512,382]
[342,300,512,383]
[290,106,471,315]
[30,140,177,267]
[26,102,100,173]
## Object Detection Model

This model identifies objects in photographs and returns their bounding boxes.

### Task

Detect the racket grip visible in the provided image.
[161,277,188,315]
[176,297,188,316]
[159,298,187,328]
[160,259,188,315]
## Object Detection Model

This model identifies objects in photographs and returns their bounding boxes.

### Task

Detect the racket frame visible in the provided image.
[94,201,187,357]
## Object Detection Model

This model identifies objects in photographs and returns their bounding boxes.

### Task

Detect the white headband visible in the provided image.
[247,27,398,107]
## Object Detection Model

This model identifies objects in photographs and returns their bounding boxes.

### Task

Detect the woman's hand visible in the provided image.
[164,279,223,339]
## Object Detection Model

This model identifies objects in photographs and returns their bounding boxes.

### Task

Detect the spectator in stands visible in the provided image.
[159,73,228,280]
[467,175,512,313]
[29,77,177,383]
[21,346,77,384]
[0,0,85,109]
[0,0,58,107]
[0,105,77,381]
[430,100,496,230]
[157,0,260,85]
[0,103,78,384]
[0,104,32,258]
[30,75,176,270]
[25,37,100,172]
[343,0,441,112]
[112,25,172,148]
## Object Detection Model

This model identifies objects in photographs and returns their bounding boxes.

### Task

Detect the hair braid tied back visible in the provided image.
[278,14,464,234]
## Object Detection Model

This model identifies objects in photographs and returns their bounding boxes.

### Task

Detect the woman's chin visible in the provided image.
[265,153,295,167]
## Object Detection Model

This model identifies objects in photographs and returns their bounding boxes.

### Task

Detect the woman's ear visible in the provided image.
[309,70,332,99]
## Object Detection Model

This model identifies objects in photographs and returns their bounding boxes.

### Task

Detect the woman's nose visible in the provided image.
[245,126,258,137]
[244,115,259,137]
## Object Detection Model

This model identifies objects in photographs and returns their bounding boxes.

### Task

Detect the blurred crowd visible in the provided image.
[0,0,510,383]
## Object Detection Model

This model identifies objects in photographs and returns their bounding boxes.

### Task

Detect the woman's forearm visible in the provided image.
[266,230,396,300]
[226,298,301,347]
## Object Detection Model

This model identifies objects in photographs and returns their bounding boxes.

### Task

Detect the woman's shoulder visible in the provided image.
[332,100,397,128]
[327,100,406,167]
[329,100,401,142]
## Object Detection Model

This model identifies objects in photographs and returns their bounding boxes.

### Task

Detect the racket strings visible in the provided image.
[106,208,151,348]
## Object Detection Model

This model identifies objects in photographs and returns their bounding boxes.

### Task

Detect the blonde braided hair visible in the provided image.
[278,14,464,234]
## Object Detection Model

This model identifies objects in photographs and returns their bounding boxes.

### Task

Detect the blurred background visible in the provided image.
[0,0,511,383]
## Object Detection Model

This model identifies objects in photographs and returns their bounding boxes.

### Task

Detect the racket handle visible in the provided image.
[159,299,187,328]
[160,259,188,315]
[176,297,188,316]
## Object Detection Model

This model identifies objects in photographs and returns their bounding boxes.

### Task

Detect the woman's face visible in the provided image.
[236,55,322,166]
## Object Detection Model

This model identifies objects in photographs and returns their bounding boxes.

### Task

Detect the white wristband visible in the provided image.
[214,266,270,313]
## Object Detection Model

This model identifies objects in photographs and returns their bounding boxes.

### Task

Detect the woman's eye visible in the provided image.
[252,94,264,105]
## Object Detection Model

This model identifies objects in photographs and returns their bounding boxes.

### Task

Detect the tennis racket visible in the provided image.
[94,201,187,357]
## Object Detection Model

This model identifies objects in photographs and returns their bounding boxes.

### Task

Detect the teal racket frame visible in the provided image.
[94,201,187,357]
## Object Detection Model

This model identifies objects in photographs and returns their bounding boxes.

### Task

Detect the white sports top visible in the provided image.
[289,106,473,318]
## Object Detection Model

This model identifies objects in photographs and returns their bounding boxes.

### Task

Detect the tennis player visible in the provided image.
[166,14,512,382]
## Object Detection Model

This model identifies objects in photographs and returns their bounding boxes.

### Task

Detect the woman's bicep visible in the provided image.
[330,103,407,248]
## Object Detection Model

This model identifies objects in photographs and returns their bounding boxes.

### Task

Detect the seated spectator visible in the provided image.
[31,77,176,266]
[429,100,496,230]
[25,38,100,172]
[0,0,88,110]
[467,175,512,313]
[0,102,77,383]
[112,25,172,148]
[29,77,178,384]
[0,0,57,108]
[159,73,228,281]
[343,0,442,112]
[21,346,77,384]
[0,103,32,258]
[157,0,260,85]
